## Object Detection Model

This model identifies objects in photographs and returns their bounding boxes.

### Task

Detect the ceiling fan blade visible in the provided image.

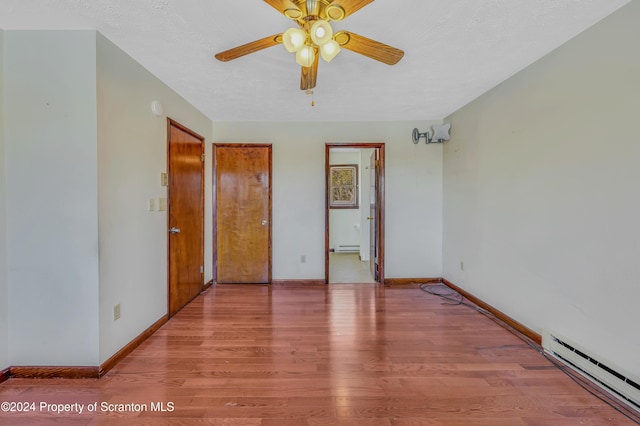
[300,51,319,90]
[325,0,373,21]
[263,0,304,19]
[215,34,282,62]
[334,31,404,65]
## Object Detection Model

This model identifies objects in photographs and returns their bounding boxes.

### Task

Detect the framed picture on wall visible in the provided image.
[330,164,358,209]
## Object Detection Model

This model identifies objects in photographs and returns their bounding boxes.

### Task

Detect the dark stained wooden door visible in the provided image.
[168,119,204,316]
[214,144,271,284]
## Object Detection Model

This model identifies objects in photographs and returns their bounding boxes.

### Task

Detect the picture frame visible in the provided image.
[330,164,358,209]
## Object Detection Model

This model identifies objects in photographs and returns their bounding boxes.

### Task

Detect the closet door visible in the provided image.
[214,144,272,284]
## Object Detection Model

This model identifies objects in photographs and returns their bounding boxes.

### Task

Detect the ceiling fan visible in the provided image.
[214,0,404,91]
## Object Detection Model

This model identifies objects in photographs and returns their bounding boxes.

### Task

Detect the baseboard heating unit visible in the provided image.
[335,244,360,253]
[542,330,640,412]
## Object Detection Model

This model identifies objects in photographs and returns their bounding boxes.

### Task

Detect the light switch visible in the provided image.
[158,198,167,211]
[148,198,155,212]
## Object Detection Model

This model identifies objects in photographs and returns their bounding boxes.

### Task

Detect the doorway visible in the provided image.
[213,144,272,284]
[167,119,204,316]
[325,143,385,284]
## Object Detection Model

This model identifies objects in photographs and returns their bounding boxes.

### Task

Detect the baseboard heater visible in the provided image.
[335,244,360,253]
[542,330,640,412]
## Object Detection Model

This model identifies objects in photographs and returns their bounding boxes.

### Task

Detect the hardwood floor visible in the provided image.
[0,284,636,425]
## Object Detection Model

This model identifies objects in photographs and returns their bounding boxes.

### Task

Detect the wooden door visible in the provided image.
[168,119,204,316]
[214,144,271,284]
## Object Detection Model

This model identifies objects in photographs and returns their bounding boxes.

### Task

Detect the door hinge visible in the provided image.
[201,154,205,162]
[200,265,204,274]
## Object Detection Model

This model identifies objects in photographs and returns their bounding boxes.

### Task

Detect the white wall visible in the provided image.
[96,33,212,364]
[329,150,362,251]
[0,29,9,371]
[359,148,375,261]
[1,30,212,368]
[212,120,443,280]
[4,31,100,365]
[443,1,640,378]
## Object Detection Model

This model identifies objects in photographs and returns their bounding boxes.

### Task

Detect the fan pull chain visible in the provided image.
[306,89,315,107]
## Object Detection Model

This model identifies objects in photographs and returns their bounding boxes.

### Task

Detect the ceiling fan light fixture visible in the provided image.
[282,27,306,53]
[295,45,315,67]
[320,40,340,62]
[215,1,404,91]
[325,4,345,21]
[283,8,303,20]
[310,20,333,46]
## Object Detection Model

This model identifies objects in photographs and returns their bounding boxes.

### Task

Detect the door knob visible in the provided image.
[367,217,374,220]
[169,227,181,234]
[261,220,268,226]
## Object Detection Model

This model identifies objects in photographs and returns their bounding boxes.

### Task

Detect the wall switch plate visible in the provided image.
[300,255,306,264]
[158,198,167,211]
[113,304,121,321]
[161,173,168,187]
[148,198,155,211]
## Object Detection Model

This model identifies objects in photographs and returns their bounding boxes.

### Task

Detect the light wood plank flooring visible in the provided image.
[0,284,636,425]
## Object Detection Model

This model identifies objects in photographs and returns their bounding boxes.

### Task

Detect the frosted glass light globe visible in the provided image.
[283,27,306,53]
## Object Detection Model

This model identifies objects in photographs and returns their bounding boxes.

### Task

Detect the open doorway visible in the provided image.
[325,143,385,284]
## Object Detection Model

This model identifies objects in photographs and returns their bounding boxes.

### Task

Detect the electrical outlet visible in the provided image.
[113,304,121,321]
[300,255,306,264]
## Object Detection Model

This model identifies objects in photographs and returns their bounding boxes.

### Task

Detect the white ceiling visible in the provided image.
[0,0,631,122]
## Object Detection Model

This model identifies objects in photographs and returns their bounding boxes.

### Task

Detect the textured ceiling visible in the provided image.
[0,0,631,122]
